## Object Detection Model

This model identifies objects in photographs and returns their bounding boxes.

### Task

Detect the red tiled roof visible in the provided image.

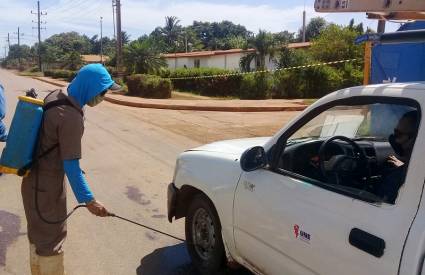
[287,42,312,49]
[163,42,312,59]
[81,55,110,63]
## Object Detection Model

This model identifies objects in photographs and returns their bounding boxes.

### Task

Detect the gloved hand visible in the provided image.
[86,199,109,217]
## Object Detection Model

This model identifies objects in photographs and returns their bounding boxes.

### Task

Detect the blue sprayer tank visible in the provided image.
[0,96,44,176]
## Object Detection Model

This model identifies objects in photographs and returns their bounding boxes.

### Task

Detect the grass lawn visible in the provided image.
[18,71,44,77]
[303,98,318,105]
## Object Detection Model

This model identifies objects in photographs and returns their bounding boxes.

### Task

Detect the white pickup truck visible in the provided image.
[168,82,425,275]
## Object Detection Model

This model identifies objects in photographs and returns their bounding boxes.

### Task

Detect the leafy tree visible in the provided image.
[273,31,296,44]
[276,47,310,69]
[63,51,83,70]
[348,18,365,34]
[223,35,248,50]
[310,23,364,62]
[7,44,32,60]
[191,20,251,50]
[43,32,92,54]
[240,30,277,71]
[298,17,327,41]
[159,16,182,52]
[120,31,131,45]
[123,38,167,74]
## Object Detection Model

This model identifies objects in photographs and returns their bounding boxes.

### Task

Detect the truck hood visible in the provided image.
[188,137,271,156]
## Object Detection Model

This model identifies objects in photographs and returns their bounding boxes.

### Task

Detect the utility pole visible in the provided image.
[100,16,103,64]
[302,10,306,42]
[302,0,306,42]
[115,0,123,74]
[14,27,24,67]
[7,33,10,49]
[32,0,47,71]
[112,0,116,39]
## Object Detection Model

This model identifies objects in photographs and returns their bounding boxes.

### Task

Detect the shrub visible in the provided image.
[126,74,172,99]
[302,66,343,98]
[272,65,343,99]
[106,66,118,77]
[159,68,242,97]
[240,73,272,99]
[271,70,305,98]
[44,69,77,82]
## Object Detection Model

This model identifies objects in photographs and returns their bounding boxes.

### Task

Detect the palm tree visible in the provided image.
[240,30,277,72]
[123,39,167,74]
[160,16,182,52]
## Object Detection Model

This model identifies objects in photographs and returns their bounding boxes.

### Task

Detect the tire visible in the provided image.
[185,194,226,275]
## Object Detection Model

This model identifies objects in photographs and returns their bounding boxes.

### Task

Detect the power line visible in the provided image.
[47,0,101,22]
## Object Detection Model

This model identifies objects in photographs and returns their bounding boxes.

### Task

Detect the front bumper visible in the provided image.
[167,183,179,223]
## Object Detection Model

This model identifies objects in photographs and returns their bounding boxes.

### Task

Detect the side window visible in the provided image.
[194,59,200,68]
[277,102,420,204]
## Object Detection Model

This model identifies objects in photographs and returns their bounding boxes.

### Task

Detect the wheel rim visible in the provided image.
[191,207,216,260]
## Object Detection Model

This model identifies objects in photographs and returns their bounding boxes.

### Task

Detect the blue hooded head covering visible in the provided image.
[67,64,115,107]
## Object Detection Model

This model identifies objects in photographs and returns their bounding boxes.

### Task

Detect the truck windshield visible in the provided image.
[287,103,415,143]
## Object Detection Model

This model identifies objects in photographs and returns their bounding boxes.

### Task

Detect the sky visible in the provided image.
[0,0,402,56]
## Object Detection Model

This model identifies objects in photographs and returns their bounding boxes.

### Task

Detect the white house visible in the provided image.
[163,42,312,71]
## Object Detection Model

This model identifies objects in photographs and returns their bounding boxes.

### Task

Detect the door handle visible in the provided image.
[349,228,385,257]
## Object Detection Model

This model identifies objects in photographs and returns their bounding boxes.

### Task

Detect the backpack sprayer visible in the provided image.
[0,89,185,242]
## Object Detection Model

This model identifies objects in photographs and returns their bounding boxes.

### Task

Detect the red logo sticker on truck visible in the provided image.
[293,224,311,243]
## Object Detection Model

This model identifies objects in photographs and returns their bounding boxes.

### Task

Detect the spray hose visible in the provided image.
[34,175,185,242]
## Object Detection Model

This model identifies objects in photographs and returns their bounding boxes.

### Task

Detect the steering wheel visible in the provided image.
[318,136,368,185]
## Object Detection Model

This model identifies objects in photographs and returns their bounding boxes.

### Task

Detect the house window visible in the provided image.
[194,59,200,68]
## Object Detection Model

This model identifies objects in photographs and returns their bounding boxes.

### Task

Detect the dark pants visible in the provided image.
[21,170,67,256]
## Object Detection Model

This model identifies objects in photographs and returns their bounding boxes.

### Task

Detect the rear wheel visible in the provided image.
[185,194,226,275]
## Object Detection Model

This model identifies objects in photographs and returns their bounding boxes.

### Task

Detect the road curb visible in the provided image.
[103,96,307,112]
[32,75,308,112]
[32,76,67,88]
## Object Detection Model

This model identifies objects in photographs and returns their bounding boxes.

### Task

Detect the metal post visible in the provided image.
[100,16,103,64]
[302,10,306,42]
[112,0,116,39]
[17,27,20,66]
[116,0,123,73]
[363,41,372,85]
[37,1,41,71]
[32,1,46,71]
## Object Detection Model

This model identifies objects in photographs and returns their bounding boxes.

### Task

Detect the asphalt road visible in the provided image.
[0,69,203,275]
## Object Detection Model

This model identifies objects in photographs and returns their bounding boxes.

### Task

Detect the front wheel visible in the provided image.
[185,194,226,275]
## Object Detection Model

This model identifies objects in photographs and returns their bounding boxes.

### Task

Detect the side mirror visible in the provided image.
[240,146,268,172]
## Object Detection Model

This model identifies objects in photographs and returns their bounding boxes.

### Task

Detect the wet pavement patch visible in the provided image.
[145,232,159,241]
[151,214,166,219]
[0,210,22,266]
[125,186,151,206]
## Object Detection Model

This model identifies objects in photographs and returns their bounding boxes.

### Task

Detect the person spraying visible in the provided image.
[21,64,121,275]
